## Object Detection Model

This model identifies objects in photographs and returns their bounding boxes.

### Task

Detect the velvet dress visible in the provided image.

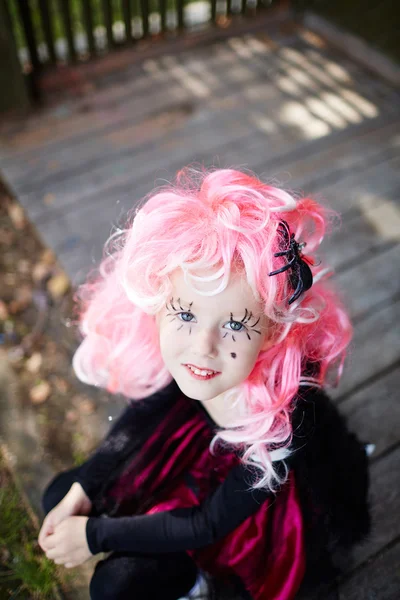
[43,380,371,600]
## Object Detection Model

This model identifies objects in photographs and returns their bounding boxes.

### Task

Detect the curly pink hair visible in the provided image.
[72,166,352,491]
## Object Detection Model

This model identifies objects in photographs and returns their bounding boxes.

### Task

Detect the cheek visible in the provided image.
[159,321,186,357]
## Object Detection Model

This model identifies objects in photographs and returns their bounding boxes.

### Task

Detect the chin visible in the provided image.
[174,378,223,402]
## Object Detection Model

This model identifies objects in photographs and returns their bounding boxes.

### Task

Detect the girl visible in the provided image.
[38,167,370,600]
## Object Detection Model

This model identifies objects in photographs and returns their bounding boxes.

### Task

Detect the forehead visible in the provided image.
[169,269,262,314]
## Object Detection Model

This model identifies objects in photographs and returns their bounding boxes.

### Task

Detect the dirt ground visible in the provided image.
[0,179,111,476]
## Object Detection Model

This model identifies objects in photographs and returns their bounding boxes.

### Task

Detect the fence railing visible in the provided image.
[6,0,280,73]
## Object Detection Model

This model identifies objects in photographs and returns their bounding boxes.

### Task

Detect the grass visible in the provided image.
[0,446,72,600]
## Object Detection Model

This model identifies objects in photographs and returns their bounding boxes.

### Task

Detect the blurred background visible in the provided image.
[0,1,399,598]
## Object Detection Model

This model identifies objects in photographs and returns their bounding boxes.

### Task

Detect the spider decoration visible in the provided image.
[268,220,314,305]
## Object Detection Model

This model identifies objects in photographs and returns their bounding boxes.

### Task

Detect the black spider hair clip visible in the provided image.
[268,220,314,305]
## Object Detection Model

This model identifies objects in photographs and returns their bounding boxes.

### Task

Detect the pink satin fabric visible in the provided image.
[106,395,305,599]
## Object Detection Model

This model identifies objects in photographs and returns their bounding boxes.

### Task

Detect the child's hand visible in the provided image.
[38,482,92,550]
[41,516,93,568]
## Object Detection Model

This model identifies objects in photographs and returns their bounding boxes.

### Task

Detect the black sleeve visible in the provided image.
[73,383,177,502]
[85,461,278,555]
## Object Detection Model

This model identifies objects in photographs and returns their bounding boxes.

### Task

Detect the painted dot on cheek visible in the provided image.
[230,352,237,359]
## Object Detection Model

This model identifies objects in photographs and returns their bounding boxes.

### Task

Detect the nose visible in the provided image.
[193,326,218,358]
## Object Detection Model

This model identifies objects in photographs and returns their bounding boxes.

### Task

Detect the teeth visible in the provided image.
[187,365,216,376]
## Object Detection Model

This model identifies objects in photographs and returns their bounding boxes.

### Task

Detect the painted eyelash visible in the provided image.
[166,299,261,340]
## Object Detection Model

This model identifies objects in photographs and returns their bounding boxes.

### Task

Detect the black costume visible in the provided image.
[42,382,370,600]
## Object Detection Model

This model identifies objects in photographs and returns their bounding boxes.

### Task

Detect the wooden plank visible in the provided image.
[34,150,400,289]
[269,132,400,196]
[224,115,400,186]
[14,115,400,227]
[20,114,270,222]
[1,25,398,158]
[339,539,400,600]
[311,155,400,214]
[340,367,400,460]
[321,184,400,272]
[230,33,400,120]
[0,40,241,155]
[9,109,398,214]
[0,78,192,158]
[332,299,400,400]
[347,447,400,571]
[1,39,284,175]
[334,244,400,322]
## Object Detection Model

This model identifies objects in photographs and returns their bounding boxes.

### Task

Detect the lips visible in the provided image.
[185,363,219,373]
[183,363,221,380]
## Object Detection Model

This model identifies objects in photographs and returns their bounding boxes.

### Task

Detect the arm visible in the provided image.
[73,382,177,502]
[85,461,279,555]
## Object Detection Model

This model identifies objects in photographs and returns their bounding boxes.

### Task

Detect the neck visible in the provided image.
[199,392,242,428]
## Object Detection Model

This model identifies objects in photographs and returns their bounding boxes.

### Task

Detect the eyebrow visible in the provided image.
[169,297,193,311]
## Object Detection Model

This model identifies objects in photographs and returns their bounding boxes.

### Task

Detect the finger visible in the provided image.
[40,531,52,548]
[39,525,51,545]
[43,535,56,550]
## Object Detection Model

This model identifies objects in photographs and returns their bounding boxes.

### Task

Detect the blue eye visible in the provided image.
[174,313,245,331]
[225,321,245,332]
[177,312,195,322]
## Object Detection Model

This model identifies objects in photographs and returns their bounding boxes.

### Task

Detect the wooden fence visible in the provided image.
[6,0,280,74]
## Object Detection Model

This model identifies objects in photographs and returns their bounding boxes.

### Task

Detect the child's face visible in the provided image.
[157,268,271,403]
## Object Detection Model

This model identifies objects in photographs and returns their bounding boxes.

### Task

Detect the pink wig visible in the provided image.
[72,166,352,492]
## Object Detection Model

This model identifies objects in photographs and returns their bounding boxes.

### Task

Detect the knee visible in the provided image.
[42,473,64,514]
[89,552,198,600]
[89,555,134,600]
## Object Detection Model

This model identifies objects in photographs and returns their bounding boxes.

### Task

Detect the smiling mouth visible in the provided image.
[185,364,219,377]
[183,364,221,379]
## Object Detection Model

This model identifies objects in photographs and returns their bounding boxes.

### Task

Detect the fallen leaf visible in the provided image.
[7,202,26,229]
[4,273,17,286]
[0,300,9,321]
[8,284,32,314]
[30,381,51,404]
[18,259,30,274]
[71,394,95,415]
[43,193,55,205]
[25,352,43,374]
[66,409,79,423]
[32,261,52,283]
[40,249,56,265]
[47,272,70,299]
[78,398,96,415]
[7,346,24,364]
[53,376,69,394]
[0,228,15,245]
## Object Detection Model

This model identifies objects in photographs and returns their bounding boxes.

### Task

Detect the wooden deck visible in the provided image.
[1,15,400,600]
